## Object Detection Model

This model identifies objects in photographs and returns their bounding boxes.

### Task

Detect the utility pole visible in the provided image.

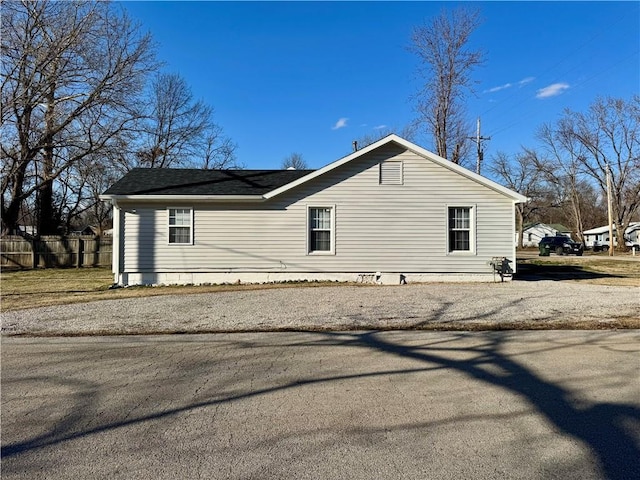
[606,163,615,257]
[469,118,490,175]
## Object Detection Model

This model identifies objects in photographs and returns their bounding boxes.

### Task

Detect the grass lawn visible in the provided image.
[0,268,350,312]
[516,253,640,286]
[1,255,638,312]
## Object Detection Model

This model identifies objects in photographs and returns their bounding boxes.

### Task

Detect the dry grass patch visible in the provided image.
[0,268,354,312]
[517,255,640,286]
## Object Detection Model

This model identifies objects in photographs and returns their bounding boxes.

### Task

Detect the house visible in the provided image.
[100,135,528,286]
[583,222,640,250]
[69,225,100,236]
[16,225,37,236]
[517,223,572,247]
[627,223,640,247]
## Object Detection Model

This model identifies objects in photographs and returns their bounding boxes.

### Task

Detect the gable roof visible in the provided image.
[548,223,571,233]
[522,223,571,234]
[101,135,528,203]
[263,134,528,202]
[584,222,640,235]
[102,168,314,198]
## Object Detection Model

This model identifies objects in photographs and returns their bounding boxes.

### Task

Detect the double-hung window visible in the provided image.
[308,206,334,254]
[168,207,193,244]
[448,206,473,253]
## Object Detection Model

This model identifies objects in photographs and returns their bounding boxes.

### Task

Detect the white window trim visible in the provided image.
[306,205,336,255]
[445,204,476,255]
[379,160,403,185]
[167,207,194,245]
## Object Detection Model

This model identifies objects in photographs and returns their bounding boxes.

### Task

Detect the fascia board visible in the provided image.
[393,136,529,203]
[263,133,529,203]
[99,194,264,202]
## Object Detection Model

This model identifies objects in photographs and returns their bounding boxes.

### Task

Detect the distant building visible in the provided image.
[583,223,640,250]
[16,225,37,236]
[517,223,572,247]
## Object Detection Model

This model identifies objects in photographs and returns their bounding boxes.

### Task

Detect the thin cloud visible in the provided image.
[331,117,348,130]
[373,124,387,130]
[536,83,570,99]
[484,76,535,94]
[485,82,512,93]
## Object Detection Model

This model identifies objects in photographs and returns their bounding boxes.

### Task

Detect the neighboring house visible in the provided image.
[100,134,528,286]
[15,225,37,236]
[627,223,640,247]
[517,223,572,247]
[70,225,100,236]
[583,222,640,249]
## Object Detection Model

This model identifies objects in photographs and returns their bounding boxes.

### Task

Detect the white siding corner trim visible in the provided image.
[111,203,121,284]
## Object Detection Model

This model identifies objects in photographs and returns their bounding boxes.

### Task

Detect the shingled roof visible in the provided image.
[103,168,315,196]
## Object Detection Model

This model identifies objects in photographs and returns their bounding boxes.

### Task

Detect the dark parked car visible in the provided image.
[539,236,584,256]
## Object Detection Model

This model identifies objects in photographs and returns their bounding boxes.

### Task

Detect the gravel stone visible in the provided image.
[2,281,638,336]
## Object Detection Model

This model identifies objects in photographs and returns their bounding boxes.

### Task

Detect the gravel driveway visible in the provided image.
[2,280,638,335]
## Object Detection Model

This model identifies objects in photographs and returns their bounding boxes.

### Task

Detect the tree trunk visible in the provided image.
[37,84,59,235]
[1,153,30,235]
[516,205,524,250]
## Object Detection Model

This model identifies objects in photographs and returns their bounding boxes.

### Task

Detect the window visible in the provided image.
[380,160,403,185]
[308,206,334,254]
[168,208,192,244]
[448,206,473,253]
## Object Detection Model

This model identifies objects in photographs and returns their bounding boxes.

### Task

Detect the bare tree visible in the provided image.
[564,97,640,249]
[534,123,590,242]
[199,125,240,170]
[488,150,543,248]
[59,155,121,233]
[281,153,308,170]
[135,73,236,169]
[538,97,640,249]
[1,0,156,235]
[410,7,484,165]
[136,73,208,168]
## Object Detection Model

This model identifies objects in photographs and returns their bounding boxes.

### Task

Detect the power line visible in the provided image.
[484,49,639,141]
[477,11,629,121]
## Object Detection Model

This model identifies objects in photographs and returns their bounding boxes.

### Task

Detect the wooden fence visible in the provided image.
[1,235,112,269]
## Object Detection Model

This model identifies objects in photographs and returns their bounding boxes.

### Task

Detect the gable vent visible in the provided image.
[380,160,403,185]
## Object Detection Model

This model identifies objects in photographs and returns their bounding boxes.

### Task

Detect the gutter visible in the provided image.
[99,194,265,203]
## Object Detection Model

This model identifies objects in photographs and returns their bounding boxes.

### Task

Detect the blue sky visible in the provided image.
[121,1,640,171]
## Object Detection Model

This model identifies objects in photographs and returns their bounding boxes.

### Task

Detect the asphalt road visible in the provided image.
[2,331,639,480]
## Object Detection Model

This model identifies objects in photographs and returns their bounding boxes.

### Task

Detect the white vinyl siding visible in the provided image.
[168,208,192,245]
[380,160,403,185]
[121,144,516,275]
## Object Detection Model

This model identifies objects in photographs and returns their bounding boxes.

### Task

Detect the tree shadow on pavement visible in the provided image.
[321,331,640,480]
[2,331,639,480]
